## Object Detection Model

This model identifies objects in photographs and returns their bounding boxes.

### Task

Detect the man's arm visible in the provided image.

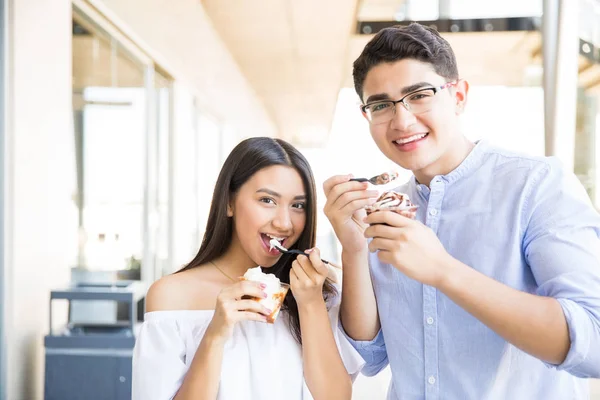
[439,258,570,364]
[322,175,388,375]
[516,159,600,376]
[340,246,380,341]
[322,175,381,339]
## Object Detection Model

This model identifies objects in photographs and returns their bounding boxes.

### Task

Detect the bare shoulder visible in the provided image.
[145,267,223,312]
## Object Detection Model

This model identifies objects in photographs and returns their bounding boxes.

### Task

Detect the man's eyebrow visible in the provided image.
[257,188,306,200]
[365,82,434,104]
[365,93,391,104]
[401,82,434,95]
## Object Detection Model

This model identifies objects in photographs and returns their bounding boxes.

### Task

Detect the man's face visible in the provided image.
[361,59,468,176]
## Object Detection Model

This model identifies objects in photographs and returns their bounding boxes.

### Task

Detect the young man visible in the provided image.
[323,23,600,399]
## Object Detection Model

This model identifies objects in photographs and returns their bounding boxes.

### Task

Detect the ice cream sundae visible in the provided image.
[365,190,418,219]
[242,267,290,323]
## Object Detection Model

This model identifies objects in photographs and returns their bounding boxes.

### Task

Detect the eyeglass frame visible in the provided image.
[360,81,458,124]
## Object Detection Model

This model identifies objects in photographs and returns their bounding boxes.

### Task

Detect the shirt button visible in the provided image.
[429,209,438,216]
[428,376,436,385]
[426,317,434,325]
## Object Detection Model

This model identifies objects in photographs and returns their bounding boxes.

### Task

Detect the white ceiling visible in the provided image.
[201,0,360,146]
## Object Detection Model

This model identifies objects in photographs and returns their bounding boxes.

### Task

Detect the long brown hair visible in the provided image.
[178,137,336,344]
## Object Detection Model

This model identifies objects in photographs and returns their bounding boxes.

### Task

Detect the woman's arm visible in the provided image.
[291,249,352,400]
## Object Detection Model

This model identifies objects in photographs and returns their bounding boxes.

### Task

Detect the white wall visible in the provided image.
[6,0,74,398]
[593,379,600,399]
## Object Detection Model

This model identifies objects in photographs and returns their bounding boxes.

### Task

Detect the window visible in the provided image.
[72,7,172,283]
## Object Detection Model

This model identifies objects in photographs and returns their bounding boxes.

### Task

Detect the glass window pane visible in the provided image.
[155,74,171,277]
[73,15,147,276]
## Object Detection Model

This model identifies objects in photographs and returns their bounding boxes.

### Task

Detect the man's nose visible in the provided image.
[390,102,417,131]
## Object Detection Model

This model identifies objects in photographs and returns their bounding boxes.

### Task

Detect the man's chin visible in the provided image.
[390,152,429,172]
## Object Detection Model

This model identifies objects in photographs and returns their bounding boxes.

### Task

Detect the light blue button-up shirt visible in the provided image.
[345,140,600,400]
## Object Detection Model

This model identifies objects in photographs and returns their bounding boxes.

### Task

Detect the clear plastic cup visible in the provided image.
[241,279,290,323]
[263,282,290,324]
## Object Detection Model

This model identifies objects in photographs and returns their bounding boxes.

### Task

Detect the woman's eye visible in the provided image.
[260,197,275,205]
[292,202,306,210]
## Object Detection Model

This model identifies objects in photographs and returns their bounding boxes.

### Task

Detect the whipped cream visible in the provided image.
[243,267,286,314]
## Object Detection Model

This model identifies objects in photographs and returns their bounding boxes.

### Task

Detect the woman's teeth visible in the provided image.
[265,234,285,251]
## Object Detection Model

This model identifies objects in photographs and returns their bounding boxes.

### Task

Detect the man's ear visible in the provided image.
[454,79,469,115]
[359,104,370,122]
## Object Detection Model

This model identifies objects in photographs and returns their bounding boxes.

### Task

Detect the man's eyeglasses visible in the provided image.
[361,81,457,125]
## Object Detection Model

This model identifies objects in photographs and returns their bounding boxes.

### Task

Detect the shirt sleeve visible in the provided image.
[132,315,192,400]
[338,323,388,377]
[522,158,600,378]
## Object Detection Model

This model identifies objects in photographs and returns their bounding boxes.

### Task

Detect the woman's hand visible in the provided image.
[290,248,329,308]
[205,280,271,343]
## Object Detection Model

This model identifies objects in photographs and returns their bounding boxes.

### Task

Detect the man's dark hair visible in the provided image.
[353,23,459,102]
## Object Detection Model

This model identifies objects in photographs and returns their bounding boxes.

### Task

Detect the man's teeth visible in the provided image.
[394,133,427,145]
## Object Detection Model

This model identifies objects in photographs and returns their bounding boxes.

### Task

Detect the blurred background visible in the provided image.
[0,0,599,399]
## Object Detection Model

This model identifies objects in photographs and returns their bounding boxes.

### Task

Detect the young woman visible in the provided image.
[132,137,363,400]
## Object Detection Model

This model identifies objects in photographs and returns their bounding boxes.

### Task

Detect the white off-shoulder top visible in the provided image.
[132,295,365,400]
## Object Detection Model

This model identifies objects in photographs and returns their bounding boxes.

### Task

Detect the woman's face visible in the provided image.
[229,165,308,268]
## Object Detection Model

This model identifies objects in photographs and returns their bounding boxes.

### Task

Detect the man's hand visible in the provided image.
[323,174,379,253]
[364,210,453,287]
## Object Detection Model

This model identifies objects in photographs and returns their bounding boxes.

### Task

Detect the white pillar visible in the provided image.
[543,0,580,172]
[543,0,559,156]
[0,0,6,397]
[7,0,74,399]
[438,0,451,19]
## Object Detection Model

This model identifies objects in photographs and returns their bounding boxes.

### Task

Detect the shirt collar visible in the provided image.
[410,139,489,190]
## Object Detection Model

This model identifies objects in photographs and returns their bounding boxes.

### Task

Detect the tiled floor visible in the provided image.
[353,374,600,399]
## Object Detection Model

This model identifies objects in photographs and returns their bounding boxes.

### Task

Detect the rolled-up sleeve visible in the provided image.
[339,322,389,376]
[523,158,600,378]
